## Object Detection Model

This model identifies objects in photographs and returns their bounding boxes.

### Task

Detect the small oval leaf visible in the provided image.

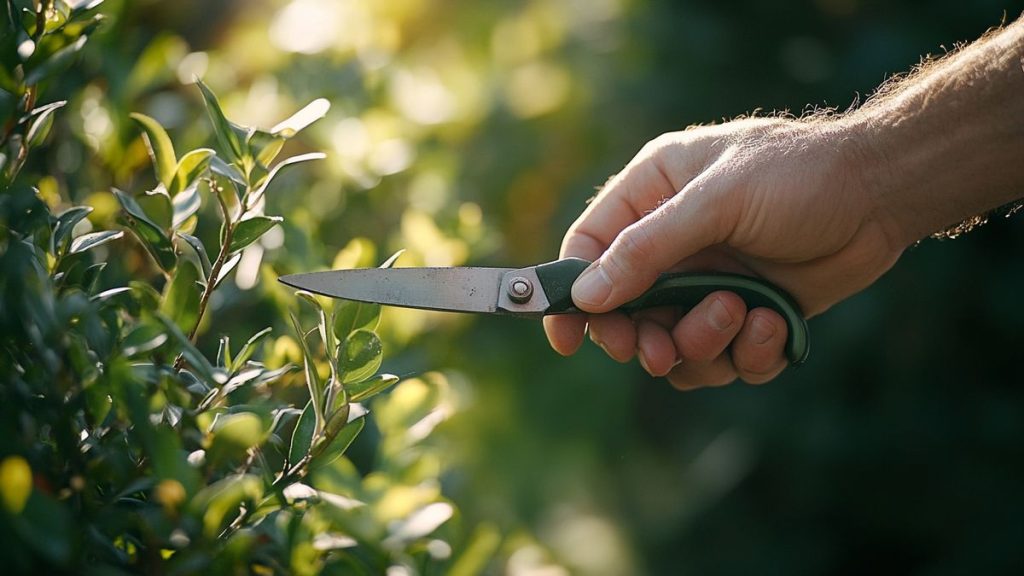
[136,188,172,230]
[290,313,324,434]
[208,412,265,465]
[196,79,246,164]
[159,260,201,334]
[271,98,331,138]
[172,182,201,230]
[69,229,123,254]
[311,416,364,471]
[26,100,65,147]
[288,400,316,468]
[51,205,93,255]
[249,152,325,208]
[231,327,273,372]
[130,112,177,189]
[339,330,382,384]
[332,300,381,341]
[347,373,399,403]
[170,148,214,196]
[176,232,212,280]
[229,215,282,254]
[113,188,176,272]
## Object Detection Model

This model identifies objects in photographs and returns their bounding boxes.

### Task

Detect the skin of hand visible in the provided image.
[543,118,904,388]
[543,17,1024,389]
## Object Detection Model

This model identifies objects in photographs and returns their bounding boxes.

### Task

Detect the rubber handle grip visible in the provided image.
[535,258,809,365]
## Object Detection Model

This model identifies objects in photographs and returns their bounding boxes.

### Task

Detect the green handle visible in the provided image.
[535,258,809,365]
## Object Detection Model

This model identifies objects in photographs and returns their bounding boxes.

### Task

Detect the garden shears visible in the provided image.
[279,258,810,364]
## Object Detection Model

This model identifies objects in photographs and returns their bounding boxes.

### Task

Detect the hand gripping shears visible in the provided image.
[279,258,809,364]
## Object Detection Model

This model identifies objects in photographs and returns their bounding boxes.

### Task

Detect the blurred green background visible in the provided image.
[35,0,1024,573]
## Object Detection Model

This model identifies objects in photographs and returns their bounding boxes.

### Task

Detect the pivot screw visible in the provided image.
[507,276,533,303]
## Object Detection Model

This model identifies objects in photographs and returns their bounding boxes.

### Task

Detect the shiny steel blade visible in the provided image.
[278,267,513,313]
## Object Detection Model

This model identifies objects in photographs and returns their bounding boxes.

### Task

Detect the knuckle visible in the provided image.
[607,223,657,276]
[638,132,676,159]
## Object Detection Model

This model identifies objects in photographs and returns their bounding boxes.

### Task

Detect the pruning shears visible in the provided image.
[279,258,810,364]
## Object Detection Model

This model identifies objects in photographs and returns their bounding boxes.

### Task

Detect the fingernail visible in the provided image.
[751,315,775,345]
[572,264,612,307]
[637,349,654,376]
[707,298,734,331]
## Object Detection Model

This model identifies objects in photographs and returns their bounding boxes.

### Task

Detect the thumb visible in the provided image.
[571,178,725,312]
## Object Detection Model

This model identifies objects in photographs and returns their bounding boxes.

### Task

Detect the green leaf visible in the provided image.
[81,262,106,293]
[159,259,201,334]
[213,252,242,287]
[332,299,381,341]
[121,321,168,357]
[51,205,92,255]
[211,172,242,221]
[229,215,282,253]
[380,249,405,269]
[322,402,350,439]
[311,416,364,471]
[24,35,86,85]
[69,229,123,254]
[339,330,382,384]
[130,112,177,189]
[297,291,334,357]
[288,400,316,468]
[137,188,172,230]
[271,98,330,137]
[247,129,285,170]
[113,188,176,272]
[210,154,246,188]
[208,412,265,465]
[176,232,212,280]
[196,78,246,165]
[231,327,273,372]
[189,474,263,538]
[290,312,324,435]
[172,182,201,230]
[25,100,65,148]
[249,152,326,207]
[347,373,399,403]
[170,147,214,196]
[155,314,218,384]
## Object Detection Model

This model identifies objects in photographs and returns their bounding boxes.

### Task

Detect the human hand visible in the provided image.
[543,118,906,388]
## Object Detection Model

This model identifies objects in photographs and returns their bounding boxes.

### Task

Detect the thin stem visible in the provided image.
[173,178,239,371]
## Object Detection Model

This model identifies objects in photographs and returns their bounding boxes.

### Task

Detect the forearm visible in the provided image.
[845,16,1024,247]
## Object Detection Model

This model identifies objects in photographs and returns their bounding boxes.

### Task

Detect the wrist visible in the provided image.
[838,20,1024,246]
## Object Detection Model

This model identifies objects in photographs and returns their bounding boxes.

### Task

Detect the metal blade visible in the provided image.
[278,267,513,314]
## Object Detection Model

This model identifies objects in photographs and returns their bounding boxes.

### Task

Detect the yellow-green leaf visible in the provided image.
[229,215,282,254]
[208,412,265,465]
[114,188,176,272]
[196,79,246,165]
[339,329,382,384]
[130,112,177,189]
[159,260,200,334]
[288,401,316,468]
[348,373,399,402]
[170,147,214,196]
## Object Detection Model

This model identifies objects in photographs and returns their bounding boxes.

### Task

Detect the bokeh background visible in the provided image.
[41,0,1024,573]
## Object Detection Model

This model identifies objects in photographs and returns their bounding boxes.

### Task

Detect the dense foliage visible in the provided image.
[3,0,1024,574]
[0,1,514,573]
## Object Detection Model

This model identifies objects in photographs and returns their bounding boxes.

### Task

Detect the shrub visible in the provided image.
[0,2,503,573]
